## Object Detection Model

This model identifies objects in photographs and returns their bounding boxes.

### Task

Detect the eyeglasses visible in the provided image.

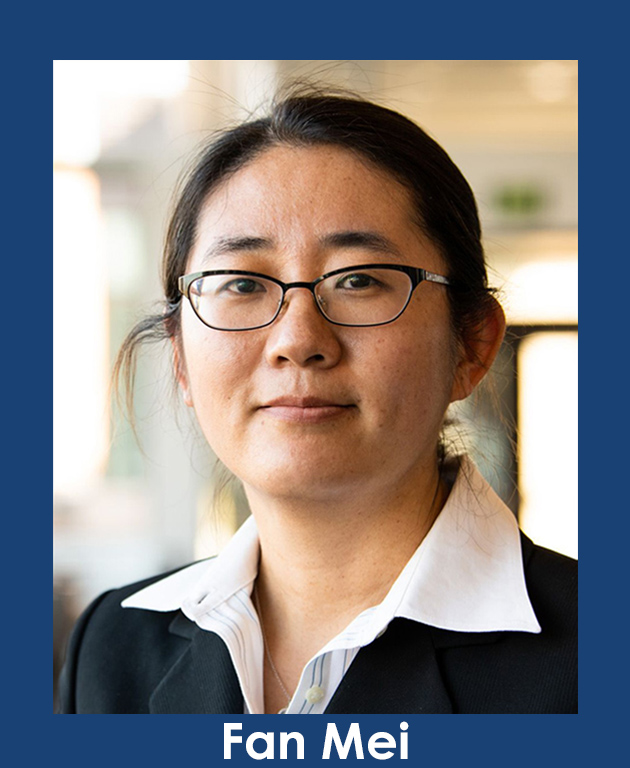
[178,263,451,331]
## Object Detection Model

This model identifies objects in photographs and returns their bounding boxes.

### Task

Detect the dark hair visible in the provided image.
[114,85,497,416]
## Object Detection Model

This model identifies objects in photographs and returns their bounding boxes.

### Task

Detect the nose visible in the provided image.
[264,287,343,369]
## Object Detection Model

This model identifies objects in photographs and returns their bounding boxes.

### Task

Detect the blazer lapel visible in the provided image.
[148,614,502,714]
[326,619,453,714]
[149,613,244,714]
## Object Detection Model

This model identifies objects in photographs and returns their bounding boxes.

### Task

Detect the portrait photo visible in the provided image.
[53,60,577,715]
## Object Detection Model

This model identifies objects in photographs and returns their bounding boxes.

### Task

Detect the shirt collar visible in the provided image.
[122,456,540,635]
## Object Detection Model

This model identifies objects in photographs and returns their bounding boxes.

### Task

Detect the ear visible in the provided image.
[450,298,506,403]
[171,338,194,407]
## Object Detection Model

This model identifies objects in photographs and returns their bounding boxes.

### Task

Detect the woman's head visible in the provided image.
[176,142,473,500]
[115,87,504,495]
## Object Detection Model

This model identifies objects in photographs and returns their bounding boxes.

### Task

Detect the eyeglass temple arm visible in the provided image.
[420,269,451,286]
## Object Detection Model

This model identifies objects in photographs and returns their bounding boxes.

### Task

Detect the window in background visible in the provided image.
[53,168,109,497]
[518,331,578,558]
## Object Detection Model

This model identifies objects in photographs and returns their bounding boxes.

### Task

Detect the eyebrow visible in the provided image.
[204,236,273,259]
[201,231,403,262]
[319,231,403,257]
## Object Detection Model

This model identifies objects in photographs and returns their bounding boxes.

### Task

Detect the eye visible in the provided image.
[335,271,383,291]
[219,277,267,295]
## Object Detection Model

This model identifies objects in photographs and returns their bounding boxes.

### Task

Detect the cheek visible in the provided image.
[180,314,255,416]
[364,326,457,428]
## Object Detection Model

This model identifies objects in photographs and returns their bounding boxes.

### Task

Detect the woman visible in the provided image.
[57,89,577,714]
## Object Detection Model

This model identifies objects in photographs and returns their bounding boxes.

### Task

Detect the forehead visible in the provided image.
[192,145,427,259]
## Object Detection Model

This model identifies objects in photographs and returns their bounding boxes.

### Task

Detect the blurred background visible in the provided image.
[53,60,578,704]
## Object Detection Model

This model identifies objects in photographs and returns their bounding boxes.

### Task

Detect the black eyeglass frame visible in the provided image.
[177,263,451,331]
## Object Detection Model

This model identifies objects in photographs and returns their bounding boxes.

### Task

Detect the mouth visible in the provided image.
[258,396,356,424]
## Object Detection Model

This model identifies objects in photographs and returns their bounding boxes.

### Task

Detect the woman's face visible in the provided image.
[178,145,466,503]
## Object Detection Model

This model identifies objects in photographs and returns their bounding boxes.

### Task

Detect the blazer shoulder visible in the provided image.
[521,532,577,589]
[72,557,214,641]
[520,532,577,635]
[57,560,210,714]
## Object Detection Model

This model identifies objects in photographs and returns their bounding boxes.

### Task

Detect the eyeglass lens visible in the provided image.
[188,267,414,330]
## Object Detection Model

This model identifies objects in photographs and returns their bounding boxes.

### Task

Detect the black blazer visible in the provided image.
[57,533,577,714]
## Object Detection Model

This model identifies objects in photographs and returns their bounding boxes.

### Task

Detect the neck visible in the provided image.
[247,459,446,669]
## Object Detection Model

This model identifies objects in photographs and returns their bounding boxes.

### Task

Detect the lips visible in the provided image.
[262,396,351,408]
[259,395,355,423]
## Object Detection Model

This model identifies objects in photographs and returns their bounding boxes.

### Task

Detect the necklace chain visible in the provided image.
[253,585,292,708]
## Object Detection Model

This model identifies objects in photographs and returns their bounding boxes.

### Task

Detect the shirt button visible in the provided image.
[305,685,325,704]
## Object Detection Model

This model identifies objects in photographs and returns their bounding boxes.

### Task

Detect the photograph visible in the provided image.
[53,60,577,714]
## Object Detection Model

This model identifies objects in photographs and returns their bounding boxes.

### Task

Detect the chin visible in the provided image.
[240,454,368,502]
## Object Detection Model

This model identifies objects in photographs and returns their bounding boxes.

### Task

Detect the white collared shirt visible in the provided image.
[122,457,540,714]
